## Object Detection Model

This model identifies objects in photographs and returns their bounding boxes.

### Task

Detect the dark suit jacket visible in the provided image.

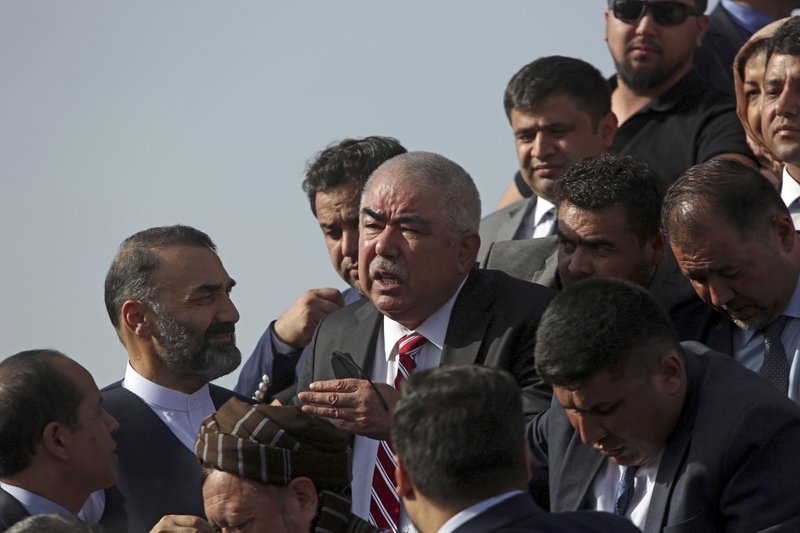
[527,342,800,532]
[479,236,730,346]
[0,489,29,532]
[694,2,750,96]
[99,382,242,533]
[296,268,556,419]
[452,492,638,533]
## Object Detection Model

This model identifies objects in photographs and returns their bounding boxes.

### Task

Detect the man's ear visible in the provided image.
[654,350,684,395]
[457,231,481,273]
[394,454,416,501]
[41,421,71,461]
[647,231,665,267]
[598,111,618,150]
[287,477,319,525]
[121,300,153,338]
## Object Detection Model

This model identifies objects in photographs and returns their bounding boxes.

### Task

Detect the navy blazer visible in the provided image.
[527,342,800,532]
[0,488,29,532]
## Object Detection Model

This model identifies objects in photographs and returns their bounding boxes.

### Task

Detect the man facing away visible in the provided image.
[0,350,118,532]
[663,158,800,400]
[295,151,556,531]
[392,365,640,533]
[95,225,244,532]
[527,278,800,531]
[236,136,406,402]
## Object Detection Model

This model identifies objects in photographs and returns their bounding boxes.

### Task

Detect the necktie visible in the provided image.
[614,466,639,516]
[369,332,428,532]
[760,315,790,394]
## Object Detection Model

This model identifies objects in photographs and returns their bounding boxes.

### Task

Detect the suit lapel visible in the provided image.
[531,248,559,288]
[349,301,383,376]
[553,436,605,511]
[441,270,492,365]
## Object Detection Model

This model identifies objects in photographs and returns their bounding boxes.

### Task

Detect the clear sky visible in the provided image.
[0,1,718,389]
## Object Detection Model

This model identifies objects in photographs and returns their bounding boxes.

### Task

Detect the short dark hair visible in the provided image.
[303,136,407,216]
[555,153,664,241]
[767,16,800,65]
[607,0,707,13]
[503,56,611,127]
[391,365,525,508]
[661,158,789,246]
[0,350,84,476]
[104,225,216,332]
[535,278,678,386]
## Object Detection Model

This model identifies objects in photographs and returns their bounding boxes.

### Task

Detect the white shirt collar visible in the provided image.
[781,167,800,213]
[122,363,211,412]
[436,491,523,533]
[0,482,73,517]
[382,276,468,360]
[532,197,555,227]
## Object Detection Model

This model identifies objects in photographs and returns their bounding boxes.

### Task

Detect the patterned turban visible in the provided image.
[194,398,350,491]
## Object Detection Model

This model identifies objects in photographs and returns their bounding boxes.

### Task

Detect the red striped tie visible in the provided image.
[369,332,428,531]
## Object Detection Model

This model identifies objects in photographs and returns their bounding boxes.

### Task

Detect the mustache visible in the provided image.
[205,322,236,338]
[369,257,408,282]
[626,37,663,54]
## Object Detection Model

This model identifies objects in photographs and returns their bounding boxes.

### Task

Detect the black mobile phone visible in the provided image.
[330,351,389,411]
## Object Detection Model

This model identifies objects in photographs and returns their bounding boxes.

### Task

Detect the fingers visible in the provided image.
[274,288,346,347]
[149,515,213,533]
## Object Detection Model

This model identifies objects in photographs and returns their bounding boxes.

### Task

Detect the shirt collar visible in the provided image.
[720,0,775,35]
[382,276,468,360]
[781,167,800,211]
[532,197,556,226]
[0,482,73,517]
[122,363,212,411]
[436,491,523,533]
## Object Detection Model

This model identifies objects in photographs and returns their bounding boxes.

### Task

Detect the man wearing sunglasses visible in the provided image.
[606,0,754,187]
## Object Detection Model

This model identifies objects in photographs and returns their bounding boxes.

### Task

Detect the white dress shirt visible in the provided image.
[436,490,522,533]
[0,482,73,518]
[590,452,662,530]
[515,197,556,240]
[350,278,467,533]
[780,167,800,230]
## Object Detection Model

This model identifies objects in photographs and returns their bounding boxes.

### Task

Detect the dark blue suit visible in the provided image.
[0,488,29,532]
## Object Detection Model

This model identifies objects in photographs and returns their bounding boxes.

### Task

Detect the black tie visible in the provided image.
[615,466,639,516]
[760,315,790,394]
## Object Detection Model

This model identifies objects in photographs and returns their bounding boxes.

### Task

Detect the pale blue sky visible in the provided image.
[0,1,719,388]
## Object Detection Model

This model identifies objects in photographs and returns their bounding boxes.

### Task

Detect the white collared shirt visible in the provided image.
[350,278,467,533]
[780,167,800,230]
[733,275,800,403]
[516,197,556,240]
[436,491,522,533]
[0,482,73,518]
[590,452,663,530]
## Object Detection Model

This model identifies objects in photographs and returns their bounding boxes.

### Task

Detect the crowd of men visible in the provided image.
[4,1,800,532]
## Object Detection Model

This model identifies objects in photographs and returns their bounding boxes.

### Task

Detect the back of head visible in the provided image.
[661,158,789,246]
[767,16,800,65]
[503,55,611,126]
[6,514,102,533]
[535,278,678,386]
[365,151,481,239]
[303,136,407,216]
[195,398,350,492]
[0,350,83,476]
[104,224,216,332]
[391,365,525,508]
[555,153,664,241]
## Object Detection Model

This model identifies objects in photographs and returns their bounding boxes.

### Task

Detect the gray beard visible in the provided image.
[154,308,241,383]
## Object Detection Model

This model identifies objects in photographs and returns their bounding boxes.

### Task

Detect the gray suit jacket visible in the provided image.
[295,268,556,419]
[478,197,535,259]
[527,342,800,532]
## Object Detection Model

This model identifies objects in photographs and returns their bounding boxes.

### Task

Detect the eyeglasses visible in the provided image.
[612,1,701,26]
[331,351,389,412]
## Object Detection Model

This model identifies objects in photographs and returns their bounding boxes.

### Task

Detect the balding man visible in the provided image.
[296,151,556,531]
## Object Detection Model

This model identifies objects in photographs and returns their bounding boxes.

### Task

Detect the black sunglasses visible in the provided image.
[331,350,390,412]
[612,0,701,26]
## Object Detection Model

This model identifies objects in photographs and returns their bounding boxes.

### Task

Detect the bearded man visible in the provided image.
[94,225,245,533]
